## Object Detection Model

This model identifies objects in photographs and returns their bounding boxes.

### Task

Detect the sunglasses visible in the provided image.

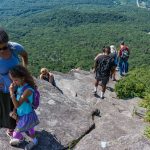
[0,46,8,51]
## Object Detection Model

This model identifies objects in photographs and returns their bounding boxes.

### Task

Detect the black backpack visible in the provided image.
[97,56,112,77]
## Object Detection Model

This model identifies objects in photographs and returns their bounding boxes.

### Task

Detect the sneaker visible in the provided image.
[6,130,13,139]
[10,138,24,146]
[92,90,97,95]
[100,96,104,99]
[25,141,38,150]
[116,67,119,71]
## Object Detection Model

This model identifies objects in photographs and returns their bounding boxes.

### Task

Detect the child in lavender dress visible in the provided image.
[9,65,39,150]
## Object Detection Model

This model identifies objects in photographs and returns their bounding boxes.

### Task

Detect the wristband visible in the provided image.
[10,94,15,98]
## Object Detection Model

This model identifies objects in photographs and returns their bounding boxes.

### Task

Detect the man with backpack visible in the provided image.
[118,41,130,76]
[93,46,115,99]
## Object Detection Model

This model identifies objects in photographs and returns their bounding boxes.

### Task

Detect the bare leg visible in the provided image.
[111,67,116,81]
[100,84,106,99]
[101,84,106,93]
[95,80,99,87]
[93,80,99,93]
[25,128,38,150]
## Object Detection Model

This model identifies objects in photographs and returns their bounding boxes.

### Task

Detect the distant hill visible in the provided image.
[0,0,137,16]
[137,0,150,8]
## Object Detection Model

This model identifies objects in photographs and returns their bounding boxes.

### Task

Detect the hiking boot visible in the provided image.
[25,141,38,150]
[116,67,119,71]
[10,138,24,146]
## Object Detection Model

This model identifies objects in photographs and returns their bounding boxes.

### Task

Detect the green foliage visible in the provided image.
[139,93,150,108]
[144,110,150,122]
[144,96,150,135]
[144,126,150,139]
[139,92,150,124]
[45,10,128,27]
[115,67,150,99]
[139,99,150,109]
[115,67,150,136]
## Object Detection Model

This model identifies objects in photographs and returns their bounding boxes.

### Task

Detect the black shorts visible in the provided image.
[0,92,16,129]
[95,76,109,86]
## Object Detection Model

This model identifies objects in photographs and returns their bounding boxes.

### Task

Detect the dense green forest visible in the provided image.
[0,0,150,75]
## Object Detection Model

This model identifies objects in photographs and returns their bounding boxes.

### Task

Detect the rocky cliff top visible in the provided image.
[0,70,150,150]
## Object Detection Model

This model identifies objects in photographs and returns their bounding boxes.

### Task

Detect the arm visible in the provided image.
[9,83,32,109]
[9,42,28,67]
[19,51,28,68]
[93,60,98,73]
[110,59,116,72]
[48,73,54,83]
[40,74,44,80]
[94,53,101,61]
[118,49,122,57]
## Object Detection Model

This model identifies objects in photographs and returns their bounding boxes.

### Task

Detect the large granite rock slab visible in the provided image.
[0,71,95,150]
[0,70,150,150]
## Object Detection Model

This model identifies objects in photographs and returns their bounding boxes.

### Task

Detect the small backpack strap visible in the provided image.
[21,84,34,104]
[21,84,30,93]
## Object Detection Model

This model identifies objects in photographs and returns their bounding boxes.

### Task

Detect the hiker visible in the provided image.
[93,46,115,99]
[110,45,117,81]
[9,65,39,150]
[0,28,28,139]
[40,68,56,86]
[118,41,130,76]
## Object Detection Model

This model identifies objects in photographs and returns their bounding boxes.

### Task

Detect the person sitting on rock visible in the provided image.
[40,68,56,86]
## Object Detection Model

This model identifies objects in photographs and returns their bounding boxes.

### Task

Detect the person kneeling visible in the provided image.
[40,68,56,86]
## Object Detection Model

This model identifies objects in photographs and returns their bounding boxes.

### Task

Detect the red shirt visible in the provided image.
[119,46,129,57]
